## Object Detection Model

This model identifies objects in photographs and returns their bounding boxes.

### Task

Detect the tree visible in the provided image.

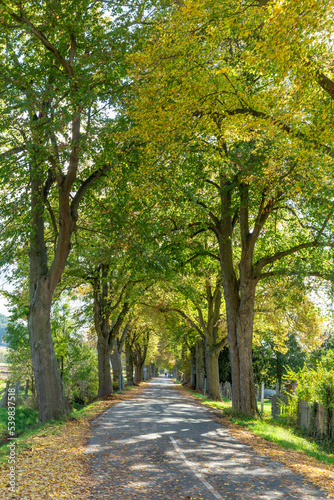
[252,279,325,388]
[91,263,130,397]
[110,320,131,390]
[143,271,228,400]
[0,314,8,346]
[0,0,147,421]
[4,320,35,396]
[128,0,334,414]
[131,322,150,383]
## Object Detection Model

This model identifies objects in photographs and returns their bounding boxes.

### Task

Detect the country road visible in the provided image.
[85,377,329,500]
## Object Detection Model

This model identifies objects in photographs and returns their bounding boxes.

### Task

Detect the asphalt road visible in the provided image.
[85,377,329,500]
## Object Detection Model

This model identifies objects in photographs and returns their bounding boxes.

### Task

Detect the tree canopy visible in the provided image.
[0,0,333,419]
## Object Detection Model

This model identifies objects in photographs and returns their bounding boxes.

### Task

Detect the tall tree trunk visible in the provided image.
[111,340,123,391]
[213,183,259,415]
[183,370,190,385]
[133,330,149,383]
[236,289,257,413]
[29,296,68,421]
[190,346,196,387]
[125,339,134,386]
[207,348,221,400]
[181,344,191,384]
[29,170,69,421]
[195,337,205,392]
[110,322,131,390]
[97,336,112,397]
[218,252,258,414]
[0,381,10,408]
[93,267,130,397]
[31,375,35,396]
[134,363,142,383]
[197,282,227,401]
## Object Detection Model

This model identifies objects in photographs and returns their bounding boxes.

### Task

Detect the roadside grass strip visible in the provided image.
[0,385,145,499]
[222,418,334,499]
[176,384,334,499]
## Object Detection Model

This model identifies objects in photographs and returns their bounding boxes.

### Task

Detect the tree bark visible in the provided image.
[207,348,221,400]
[195,337,205,392]
[93,266,130,397]
[31,375,35,396]
[212,183,260,415]
[181,344,191,384]
[134,363,142,383]
[110,322,130,390]
[110,342,122,391]
[97,336,112,397]
[28,299,69,420]
[217,236,258,413]
[133,332,149,383]
[190,346,196,387]
[0,381,10,408]
[197,282,227,401]
[125,338,134,386]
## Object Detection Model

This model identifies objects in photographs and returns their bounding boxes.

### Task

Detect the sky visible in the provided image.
[0,297,9,316]
[0,278,13,316]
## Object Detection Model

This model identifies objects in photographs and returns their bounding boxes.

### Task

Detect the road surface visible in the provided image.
[85,377,329,499]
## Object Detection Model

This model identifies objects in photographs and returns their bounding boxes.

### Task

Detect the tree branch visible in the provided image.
[109,302,130,343]
[215,336,228,351]
[223,107,333,157]
[254,240,334,276]
[205,178,220,190]
[1,3,74,76]
[181,252,220,266]
[141,302,204,339]
[0,146,25,158]
[71,163,112,221]
[239,183,250,244]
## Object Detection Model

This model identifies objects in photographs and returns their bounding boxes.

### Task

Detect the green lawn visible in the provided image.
[0,405,39,443]
[188,390,272,415]
[230,416,334,466]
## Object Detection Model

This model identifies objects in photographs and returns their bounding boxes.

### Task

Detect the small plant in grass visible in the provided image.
[222,407,256,422]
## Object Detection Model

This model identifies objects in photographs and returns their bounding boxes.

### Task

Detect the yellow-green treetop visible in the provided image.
[127,0,334,415]
[129,0,334,184]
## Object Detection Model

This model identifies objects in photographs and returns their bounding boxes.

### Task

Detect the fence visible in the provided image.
[298,400,334,441]
[272,395,334,442]
[271,394,290,418]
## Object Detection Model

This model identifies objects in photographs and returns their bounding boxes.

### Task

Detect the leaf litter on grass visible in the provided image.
[0,385,146,499]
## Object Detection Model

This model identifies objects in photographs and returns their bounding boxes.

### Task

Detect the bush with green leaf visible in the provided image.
[284,351,334,440]
[63,342,98,405]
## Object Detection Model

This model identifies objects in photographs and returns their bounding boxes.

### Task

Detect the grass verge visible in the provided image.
[187,390,272,415]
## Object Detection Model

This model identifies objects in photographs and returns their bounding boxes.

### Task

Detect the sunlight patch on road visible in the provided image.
[169,436,223,500]
[115,430,177,445]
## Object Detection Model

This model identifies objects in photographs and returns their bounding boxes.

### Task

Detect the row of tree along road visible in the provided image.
[0,0,334,422]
